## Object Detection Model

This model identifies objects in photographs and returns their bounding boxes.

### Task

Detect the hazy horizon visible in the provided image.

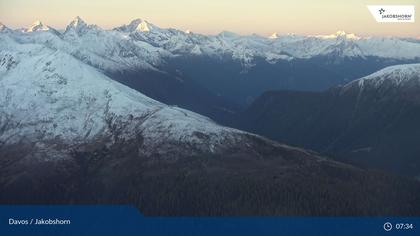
[1,0,419,37]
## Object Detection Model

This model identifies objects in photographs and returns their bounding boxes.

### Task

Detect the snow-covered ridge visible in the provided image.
[1,17,420,71]
[0,34,247,155]
[344,63,420,89]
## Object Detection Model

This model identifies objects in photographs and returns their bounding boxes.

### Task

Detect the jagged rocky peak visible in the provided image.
[26,20,51,32]
[69,16,87,28]
[133,19,151,32]
[115,18,153,32]
[65,16,90,34]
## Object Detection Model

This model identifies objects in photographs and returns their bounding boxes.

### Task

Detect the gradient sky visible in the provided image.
[0,0,419,37]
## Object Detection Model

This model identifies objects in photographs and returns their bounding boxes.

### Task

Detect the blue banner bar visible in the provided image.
[0,206,419,236]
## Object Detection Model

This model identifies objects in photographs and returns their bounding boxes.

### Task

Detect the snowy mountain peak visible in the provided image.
[317,31,361,40]
[135,20,151,32]
[115,19,153,32]
[335,30,348,36]
[65,16,89,34]
[269,32,278,39]
[337,31,360,40]
[26,20,50,32]
[69,16,87,28]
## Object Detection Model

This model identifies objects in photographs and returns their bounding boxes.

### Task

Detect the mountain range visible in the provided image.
[1,17,420,113]
[1,17,420,215]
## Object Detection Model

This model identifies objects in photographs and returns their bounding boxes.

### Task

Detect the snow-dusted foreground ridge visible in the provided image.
[0,34,247,155]
[344,63,420,89]
[1,17,420,71]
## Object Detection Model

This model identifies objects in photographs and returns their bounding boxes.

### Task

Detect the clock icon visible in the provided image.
[384,222,393,231]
